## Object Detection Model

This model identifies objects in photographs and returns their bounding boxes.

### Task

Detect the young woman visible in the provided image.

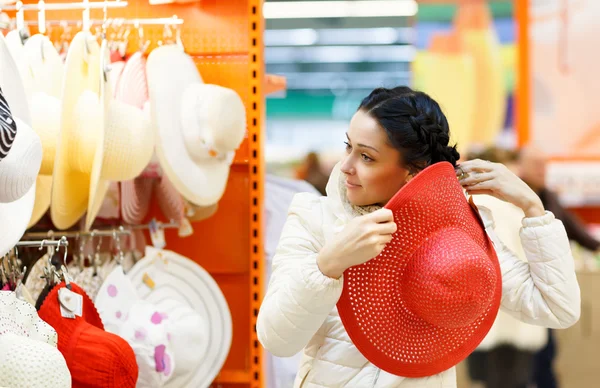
[257,87,580,387]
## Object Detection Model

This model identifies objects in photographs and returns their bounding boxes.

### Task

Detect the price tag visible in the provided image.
[58,288,83,319]
[178,218,193,238]
[142,273,155,290]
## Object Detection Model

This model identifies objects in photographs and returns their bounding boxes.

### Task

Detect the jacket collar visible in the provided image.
[325,162,381,222]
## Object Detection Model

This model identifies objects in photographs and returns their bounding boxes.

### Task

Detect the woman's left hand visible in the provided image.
[458,159,546,218]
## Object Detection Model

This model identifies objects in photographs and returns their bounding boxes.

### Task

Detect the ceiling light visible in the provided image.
[263,0,418,19]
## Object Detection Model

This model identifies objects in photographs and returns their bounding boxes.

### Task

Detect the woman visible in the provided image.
[257,87,580,387]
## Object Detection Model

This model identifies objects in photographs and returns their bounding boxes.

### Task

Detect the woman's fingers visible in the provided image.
[369,208,394,223]
[459,172,495,187]
[381,234,394,244]
[374,220,397,235]
[459,159,495,174]
[463,180,495,192]
[464,189,494,196]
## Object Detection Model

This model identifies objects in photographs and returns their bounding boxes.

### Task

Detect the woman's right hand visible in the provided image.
[317,208,397,279]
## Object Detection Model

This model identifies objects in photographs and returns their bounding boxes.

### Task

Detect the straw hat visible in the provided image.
[85,41,154,230]
[147,45,246,206]
[51,33,153,230]
[50,31,102,230]
[337,162,501,378]
[24,34,65,227]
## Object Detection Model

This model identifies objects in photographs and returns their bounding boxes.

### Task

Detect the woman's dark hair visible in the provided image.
[358,86,460,174]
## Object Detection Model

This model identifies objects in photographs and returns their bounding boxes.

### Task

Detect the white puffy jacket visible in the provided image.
[472,195,548,352]
[257,164,581,388]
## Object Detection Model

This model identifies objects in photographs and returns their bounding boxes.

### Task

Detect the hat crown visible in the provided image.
[70,90,102,173]
[25,34,64,99]
[402,228,497,329]
[0,290,58,345]
[0,117,42,202]
[31,91,60,175]
[119,301,176,384]
[179,83,246,162]
[100,101,154,180]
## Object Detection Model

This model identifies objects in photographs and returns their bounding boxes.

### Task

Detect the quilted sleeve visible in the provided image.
[257,193,344,357]
[487,210,581,329]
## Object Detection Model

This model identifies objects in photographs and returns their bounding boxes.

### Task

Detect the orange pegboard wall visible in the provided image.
[21,0,266,386]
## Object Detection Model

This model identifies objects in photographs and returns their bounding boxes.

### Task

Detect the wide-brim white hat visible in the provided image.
[51,31,102,230]
[0,115,41,204]
[127,246,232,387]
[147,45,246,207]
[0,33,41,256]
[85,41,154,230]
[24,34,64,227]
[0,33,30,125]
[0,178,35,257]
[4,29,34,100]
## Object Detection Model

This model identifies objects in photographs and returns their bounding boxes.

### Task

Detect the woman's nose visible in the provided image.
[340,156,355,175]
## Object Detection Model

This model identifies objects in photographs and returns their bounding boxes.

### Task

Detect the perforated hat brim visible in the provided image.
[337,162,502,378]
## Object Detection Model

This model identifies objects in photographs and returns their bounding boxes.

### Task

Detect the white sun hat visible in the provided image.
[4,29,34,99]
[146,45,246,206]
[85,40,154,230]
[0,33,42,257]
[127,246,232,387]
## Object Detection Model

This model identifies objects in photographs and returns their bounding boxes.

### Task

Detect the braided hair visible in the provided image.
[358,86,460,174]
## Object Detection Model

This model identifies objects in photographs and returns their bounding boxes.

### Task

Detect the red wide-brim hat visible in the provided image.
[337,162,502,378]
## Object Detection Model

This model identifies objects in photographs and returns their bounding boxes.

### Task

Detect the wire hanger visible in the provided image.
[37,0,46,35]
[15,1,24,32]
[113,227,125,267]
[56,237,72,290]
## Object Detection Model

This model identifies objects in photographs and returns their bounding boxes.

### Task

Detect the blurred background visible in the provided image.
[263,0,600,387]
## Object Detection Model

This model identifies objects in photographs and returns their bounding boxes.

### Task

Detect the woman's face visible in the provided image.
[341,110,411,206]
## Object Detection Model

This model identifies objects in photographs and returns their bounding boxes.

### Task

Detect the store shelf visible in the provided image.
[21,0,266,386]
[215,369,253,384]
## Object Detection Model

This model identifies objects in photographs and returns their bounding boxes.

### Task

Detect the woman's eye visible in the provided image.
[361,154,373,162]
[344,141,352,152]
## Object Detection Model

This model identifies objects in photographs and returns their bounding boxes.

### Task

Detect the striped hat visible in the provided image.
[0,86,17,162]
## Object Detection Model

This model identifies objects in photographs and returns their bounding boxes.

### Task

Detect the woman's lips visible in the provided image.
[345,181,361,189]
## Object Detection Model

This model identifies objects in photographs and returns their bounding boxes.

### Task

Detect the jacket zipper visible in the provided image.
[299,370,310,388]
[371,368,381,387]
